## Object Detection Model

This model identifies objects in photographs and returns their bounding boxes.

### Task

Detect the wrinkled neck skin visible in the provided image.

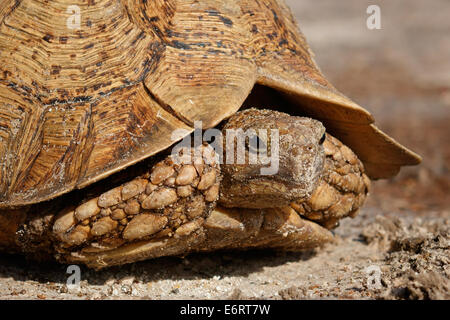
[218,108,326,209]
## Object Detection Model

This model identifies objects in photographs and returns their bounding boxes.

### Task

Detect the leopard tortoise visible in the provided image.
[0,0,420,268]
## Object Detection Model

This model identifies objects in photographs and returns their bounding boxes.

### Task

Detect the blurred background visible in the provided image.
[286,0,450,217]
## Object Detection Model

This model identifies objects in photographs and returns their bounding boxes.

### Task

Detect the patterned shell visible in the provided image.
[0,0,420,207]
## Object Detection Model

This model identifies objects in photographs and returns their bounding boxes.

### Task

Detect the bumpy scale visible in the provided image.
[52,145,220,255]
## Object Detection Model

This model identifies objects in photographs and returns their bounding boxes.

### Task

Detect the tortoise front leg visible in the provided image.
[290,134,371,230]
[49,145,221,263]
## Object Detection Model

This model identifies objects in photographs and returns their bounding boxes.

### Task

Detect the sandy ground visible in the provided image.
[0,0,448,300]
[0,210,448,300]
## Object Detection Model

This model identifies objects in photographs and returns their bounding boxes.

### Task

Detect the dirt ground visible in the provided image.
[0,0,448,300]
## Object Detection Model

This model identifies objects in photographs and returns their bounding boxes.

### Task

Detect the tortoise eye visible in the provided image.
[319,133,326,145]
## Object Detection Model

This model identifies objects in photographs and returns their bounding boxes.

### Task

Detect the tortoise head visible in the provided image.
[219,109,326,209]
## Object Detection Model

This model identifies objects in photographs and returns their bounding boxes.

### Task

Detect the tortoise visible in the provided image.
[0,0,420,269]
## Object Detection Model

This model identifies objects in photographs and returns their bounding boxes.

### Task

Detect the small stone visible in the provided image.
[197,170,216,190]
[142,188,178,209]
[98,187,122,208]
[120,276,135,286]
[121,179,148,201]
[150,164,175,185]
[122,214,168,240]
[91,217,118,236]
[75,198,101,221]
[176,165,197,185]
[111,208,126,220]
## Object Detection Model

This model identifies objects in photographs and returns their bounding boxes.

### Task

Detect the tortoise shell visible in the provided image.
[0,0,420,207]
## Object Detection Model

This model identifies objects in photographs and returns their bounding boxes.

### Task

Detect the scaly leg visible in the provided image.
[291,134,371,229]
[51,145,221,263]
